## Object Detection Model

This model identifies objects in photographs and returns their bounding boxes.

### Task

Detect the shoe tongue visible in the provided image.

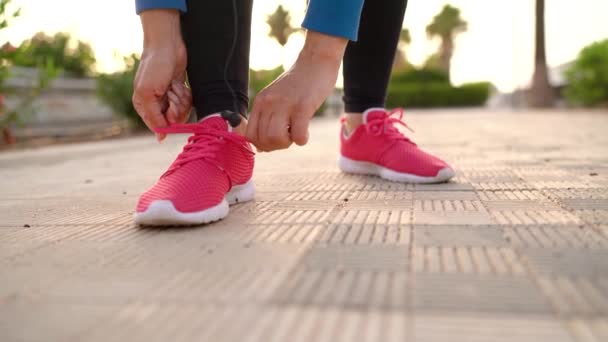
[198,114,231,132]
[362,108,388,124]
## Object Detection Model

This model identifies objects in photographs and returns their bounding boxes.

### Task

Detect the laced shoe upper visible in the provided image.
[136,115,254,213]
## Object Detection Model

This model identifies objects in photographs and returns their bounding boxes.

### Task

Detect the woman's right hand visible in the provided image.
[132,9,188,141]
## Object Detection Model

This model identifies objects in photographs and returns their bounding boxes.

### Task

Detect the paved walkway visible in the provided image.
[1,109,608,341]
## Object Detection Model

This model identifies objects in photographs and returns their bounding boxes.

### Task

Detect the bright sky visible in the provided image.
[2,0,608,92]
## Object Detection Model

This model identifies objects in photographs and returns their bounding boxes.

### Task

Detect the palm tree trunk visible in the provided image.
[440,38,454,78]
[529,0,555,107]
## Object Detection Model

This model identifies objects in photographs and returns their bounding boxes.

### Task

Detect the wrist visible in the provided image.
[300,30,347,66]
[140,9,183,49]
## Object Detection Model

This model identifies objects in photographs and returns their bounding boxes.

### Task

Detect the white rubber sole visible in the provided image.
[338,155,455,184]
[134,180,255,226]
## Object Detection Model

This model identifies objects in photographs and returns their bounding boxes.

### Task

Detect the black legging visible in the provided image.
[181,0,407,119]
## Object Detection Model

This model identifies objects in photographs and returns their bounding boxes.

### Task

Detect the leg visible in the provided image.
[181,0,253,119]
[338,0,454,183]
[342,0,407,125]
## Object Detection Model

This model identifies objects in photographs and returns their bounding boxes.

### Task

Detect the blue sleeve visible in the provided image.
[135,0,187,14]
[301,0,365,41]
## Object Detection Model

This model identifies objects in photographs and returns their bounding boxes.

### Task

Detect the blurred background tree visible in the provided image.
[11,32,96,78]
[267,5,296,48]
[393,28,413,71]
[426,4,467,78]
[0,0,59,144]
[96,54,143,129]
[529,0,555,107]
[565,39,608,107]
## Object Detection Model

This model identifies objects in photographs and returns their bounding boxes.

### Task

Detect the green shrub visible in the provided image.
[96,54,142,129]
[386,82,490,108]
[565,39,608,107]
[249,66,284,96]
[12,32,96,78]
[390,68,450,84]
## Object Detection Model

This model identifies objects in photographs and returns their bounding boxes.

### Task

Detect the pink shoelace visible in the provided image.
[154,123,253,177]
[364,108,416,145]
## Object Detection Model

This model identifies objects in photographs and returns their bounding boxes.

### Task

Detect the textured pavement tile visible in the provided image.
[414,210,495,225]
[414,314,574,342]
[478,190,548,201]
[565,317,608,342]
[502,226,608,248]
[411,274,553,314]
[84,304,410,342]
[331,209,410,225]
[414,191,478,200]
[314,223,411,245]
[411,246,525,275]
[300,245,409,271]
[562,199,608,210]
[0,300,118,342]
[492,209,583,225]
[414,226,507,247]
[273,269,410,311]
[483,199,562,211]
[574,210,608,225]
[536,276,608,316]
[521,249,608,277]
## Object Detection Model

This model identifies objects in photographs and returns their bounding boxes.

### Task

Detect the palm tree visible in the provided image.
[426,5,467,77]
[266,5,295,47]
[400,28,411,46]
[393,28,412,71]
[529,0,555,107]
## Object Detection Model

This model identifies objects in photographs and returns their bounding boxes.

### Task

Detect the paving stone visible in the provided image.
[412,246,525,275]
[414,191,478,200]
[503,226,608,248]
[483,200,562,211]
[562,199,608,210]
[492,209,583,225]
[0,300,118,342]
[522,249,608,277]
[478,190,548,201]
[414,226,507,247]
[414,314,574,342]
[565,317,608,342]
[273,269,410,311]
[411,274,553,314]
[536,276,608,316]
[414,210,495,225]
[574,210,608,225]
[300,245,409,271]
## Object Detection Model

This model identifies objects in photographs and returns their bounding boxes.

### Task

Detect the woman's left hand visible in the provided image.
[246,31,347,152]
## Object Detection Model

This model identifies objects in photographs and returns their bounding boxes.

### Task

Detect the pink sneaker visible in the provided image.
[339,108,455,183]
[134,114,255,226]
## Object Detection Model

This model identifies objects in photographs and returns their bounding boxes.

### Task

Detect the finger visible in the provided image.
[167,91,182,124]
[290,112,310,146]
[171,80,186,99]
[266,107,292,151]
[256,108,273,152]
[167,89,182,106]
[132,91,168,133]
[246,99,262,149]
[166,98,180,125]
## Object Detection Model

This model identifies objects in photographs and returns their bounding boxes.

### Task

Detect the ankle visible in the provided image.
[342,113,363,133]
